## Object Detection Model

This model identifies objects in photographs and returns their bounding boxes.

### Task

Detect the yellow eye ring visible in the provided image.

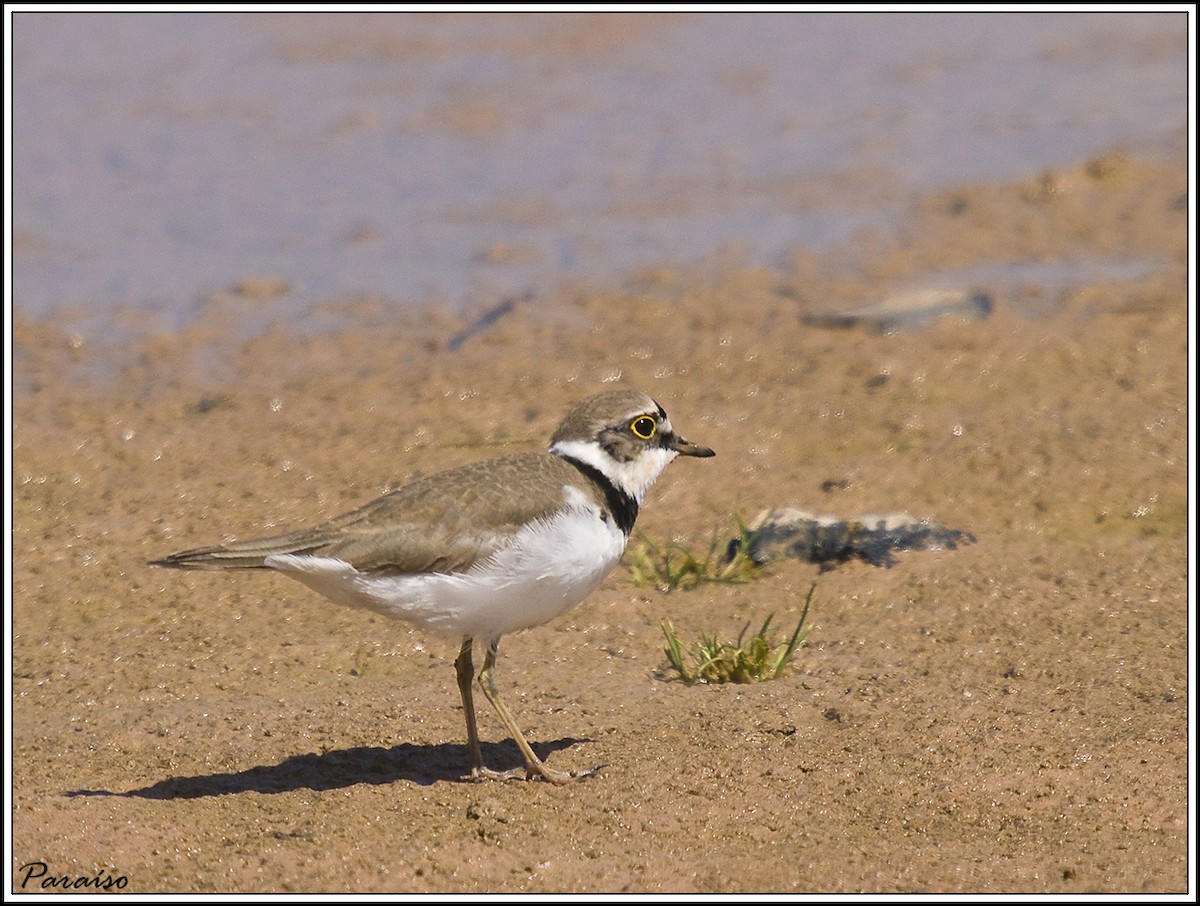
[630,416,657,440]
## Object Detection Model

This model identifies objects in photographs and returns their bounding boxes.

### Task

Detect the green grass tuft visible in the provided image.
[626,515,763,592]
[661,584,815,685]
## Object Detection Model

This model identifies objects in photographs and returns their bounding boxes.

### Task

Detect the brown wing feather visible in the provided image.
[151,453,598,575]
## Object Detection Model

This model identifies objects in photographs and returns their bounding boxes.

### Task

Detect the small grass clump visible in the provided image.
[661,584,815,685]
[627,516,762,592]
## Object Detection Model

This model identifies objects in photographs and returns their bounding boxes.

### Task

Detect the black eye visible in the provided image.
[630,416,657,440]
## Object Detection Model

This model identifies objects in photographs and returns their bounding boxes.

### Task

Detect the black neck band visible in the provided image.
[558,456,639,536]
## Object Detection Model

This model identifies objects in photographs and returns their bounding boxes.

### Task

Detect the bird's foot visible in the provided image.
[468,763,603,784]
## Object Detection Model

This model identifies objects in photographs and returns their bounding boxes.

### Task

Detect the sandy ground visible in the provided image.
[10,150,1190,893]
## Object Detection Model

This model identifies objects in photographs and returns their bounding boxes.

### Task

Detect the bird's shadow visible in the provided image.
[64,738,588,800]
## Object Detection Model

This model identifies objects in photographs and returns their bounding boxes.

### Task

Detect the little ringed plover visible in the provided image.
[151,389,714,783]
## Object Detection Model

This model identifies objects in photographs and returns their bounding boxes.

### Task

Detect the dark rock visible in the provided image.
[729,507,975,571]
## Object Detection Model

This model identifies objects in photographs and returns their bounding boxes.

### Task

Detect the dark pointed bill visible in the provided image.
[670,435,715,458]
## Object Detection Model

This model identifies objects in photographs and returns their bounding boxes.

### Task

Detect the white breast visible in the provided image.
[264,486,627,642]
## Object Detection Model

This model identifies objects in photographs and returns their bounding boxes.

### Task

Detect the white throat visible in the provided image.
[550,439,678,504]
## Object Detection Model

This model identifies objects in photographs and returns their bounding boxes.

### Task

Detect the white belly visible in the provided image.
[264,495,627,642]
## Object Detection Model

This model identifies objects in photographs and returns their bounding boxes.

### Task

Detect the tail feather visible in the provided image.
[149,529,336,570]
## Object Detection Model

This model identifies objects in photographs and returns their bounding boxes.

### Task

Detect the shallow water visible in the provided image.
[11,11,1188,337]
